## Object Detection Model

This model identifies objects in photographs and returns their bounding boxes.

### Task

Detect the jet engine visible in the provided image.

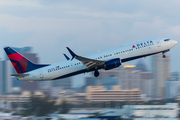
[104,58,121,70]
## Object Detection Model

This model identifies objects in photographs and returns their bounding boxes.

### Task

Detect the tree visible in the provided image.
[25,95,55,116]
[59,99,71,114]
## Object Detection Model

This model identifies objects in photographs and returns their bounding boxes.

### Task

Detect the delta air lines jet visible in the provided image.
[4,38,177,81]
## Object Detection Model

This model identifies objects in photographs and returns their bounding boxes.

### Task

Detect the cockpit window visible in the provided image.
[164,39,170,41]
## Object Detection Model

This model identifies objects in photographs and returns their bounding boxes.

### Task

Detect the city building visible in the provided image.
[77,77,98,93]
[101,76,119,90]
[125,103,178,118]
[50,87,62,97]
[140,72,153,99]
[86,85,142,102]
[38,81,52,89]
[152,54,170,98]
[98,66,136,90]
[171,72,179,81]
[56,91,86,104]
[98,67,123,80]
[52,77,72,90]
[55,102,178,119]
[85,77,98,86]
[95,66,154,99]
[0,100,11,110]
[175,93,180,101]
[0,91,45,109]
[135,59,147,72]
[0,60,13,94]
[166,78,179,99]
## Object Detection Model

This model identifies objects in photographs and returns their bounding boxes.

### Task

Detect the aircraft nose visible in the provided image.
[173,40,177,45]
[175,40,177,45]
[171,40,177,47]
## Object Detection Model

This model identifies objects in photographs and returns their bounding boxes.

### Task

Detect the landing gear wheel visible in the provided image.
[94,70,99,77]
[163,54,166,58]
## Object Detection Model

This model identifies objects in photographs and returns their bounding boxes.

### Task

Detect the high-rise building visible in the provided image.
[0,60,13,94]
[171,72,179,81]
[98,67,136,90]
[52,77,72,90]
[166,78,179,99]
[98,67,123,80]
[152,54,170,98]
[38,81,52,89]
[85,77,97,86]
[140,72,153,98]
[130,70,141,89]
[95,66,155,99]
[135,59,147,72]
[101,76,119,90]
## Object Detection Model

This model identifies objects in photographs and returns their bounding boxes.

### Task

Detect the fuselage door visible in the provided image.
[39,70,44,80]
[157,40,161,47]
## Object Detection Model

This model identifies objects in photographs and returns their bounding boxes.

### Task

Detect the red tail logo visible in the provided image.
[8,53,28,74]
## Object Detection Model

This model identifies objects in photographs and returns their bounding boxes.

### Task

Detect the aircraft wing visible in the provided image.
[66,47,105,69]
[76,55,105,69]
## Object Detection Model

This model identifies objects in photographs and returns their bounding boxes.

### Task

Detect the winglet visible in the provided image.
[66,47,77,60]
[63,54,70,60]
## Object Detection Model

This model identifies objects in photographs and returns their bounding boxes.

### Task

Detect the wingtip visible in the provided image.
[63,53,70,60]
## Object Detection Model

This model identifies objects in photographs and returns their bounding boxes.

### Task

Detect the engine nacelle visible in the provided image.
[104,58,121,70]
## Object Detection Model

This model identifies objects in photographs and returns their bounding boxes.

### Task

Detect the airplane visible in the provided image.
[4,38,177,81]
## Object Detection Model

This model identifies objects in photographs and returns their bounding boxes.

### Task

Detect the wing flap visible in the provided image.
[76,56,105,69]
[66,47,105,69]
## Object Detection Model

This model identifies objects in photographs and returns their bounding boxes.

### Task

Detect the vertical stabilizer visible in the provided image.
[4,47,49,74]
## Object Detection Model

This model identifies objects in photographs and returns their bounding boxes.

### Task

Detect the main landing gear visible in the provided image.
[94,70,99,77]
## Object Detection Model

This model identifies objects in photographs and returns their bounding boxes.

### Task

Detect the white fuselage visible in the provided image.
[18,38,177,81]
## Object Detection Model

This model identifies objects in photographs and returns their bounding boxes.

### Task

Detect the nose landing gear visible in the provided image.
[163,54,166,58]
[162,50,170,58]
[162,51,166,58]
[94,70,99,77]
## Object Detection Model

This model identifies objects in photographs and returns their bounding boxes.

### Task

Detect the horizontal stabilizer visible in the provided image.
[11,74,29,77]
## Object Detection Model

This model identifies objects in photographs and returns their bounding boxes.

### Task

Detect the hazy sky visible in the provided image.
[0,0,180,86]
